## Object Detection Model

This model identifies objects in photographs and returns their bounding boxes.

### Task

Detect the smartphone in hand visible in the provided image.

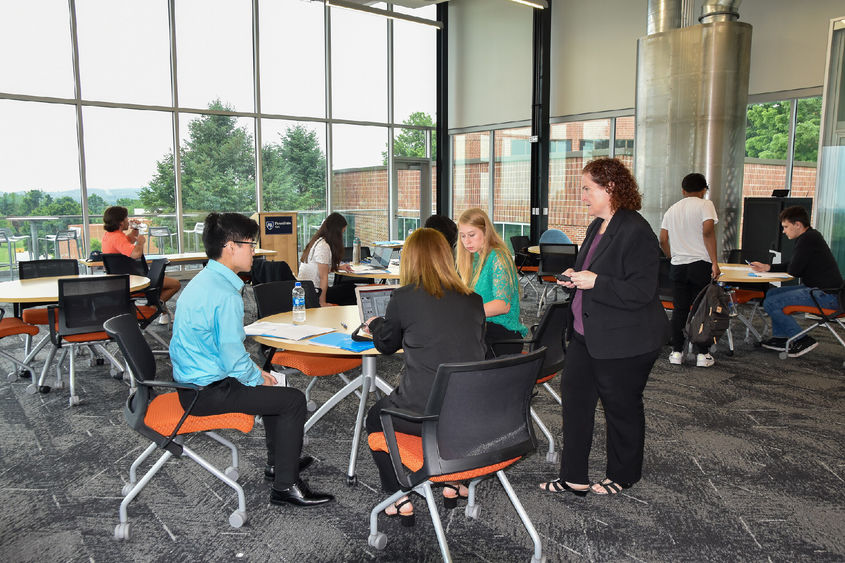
[555,273,572,283]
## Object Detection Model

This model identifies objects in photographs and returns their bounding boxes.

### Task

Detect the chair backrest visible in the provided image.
[102,253,149,276]
[194,222,204,233]
[529,302,568,377]
[19,259,79,279]
[510,235,530,254]
[538,243,578,276]
[149,226,172,237]
[411,348,545,481]
[0,228,11,243]
[250,259,295,285]
[55,230,78,241]
[539,229,572,244]
[56,275,132,337]
[253,280,320,318]
[143,258,168,307]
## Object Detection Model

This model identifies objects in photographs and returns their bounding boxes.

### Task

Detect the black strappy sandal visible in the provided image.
[385,497,415,527]
[539,478,589,497]
[442,483,468,509]
[591,479,632,495]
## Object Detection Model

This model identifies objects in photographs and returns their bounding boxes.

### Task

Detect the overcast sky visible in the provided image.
[0,0,436,194]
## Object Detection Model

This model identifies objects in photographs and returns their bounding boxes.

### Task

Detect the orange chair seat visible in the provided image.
[144,392,255,435]
[272,350,362,377]
[782,305,840,317]
[519,266,539,273]
[135,305,159,320]
[539,275,558,283]
[22,308,49,325]
[536,372,557,385]
[732,289,765,304]
[0,317,40,338]
[63,331,111,343]
[661,300,674,310]
[368,431,521,483]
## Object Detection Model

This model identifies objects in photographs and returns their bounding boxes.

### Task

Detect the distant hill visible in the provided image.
[5,187,142,203]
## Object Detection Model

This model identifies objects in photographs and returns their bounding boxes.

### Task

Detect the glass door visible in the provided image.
[392,158,431,240]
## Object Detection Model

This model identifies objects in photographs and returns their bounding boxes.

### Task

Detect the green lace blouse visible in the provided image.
[472,249,528,336]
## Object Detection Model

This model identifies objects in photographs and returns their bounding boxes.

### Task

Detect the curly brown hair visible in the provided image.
[582,158,641,212]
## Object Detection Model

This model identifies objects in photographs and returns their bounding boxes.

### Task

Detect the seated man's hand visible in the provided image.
[749,261,770,273]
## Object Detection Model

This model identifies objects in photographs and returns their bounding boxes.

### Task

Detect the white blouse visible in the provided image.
[298,238,332,286]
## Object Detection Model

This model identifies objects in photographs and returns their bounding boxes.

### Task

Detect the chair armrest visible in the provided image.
[489,337,532,356]
[137,379,202,391]
[380,407,438,423]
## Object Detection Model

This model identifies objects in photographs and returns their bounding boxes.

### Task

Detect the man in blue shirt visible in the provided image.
[170,212,333,507]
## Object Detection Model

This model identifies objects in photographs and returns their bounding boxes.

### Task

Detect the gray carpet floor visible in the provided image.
[0,277,843,562]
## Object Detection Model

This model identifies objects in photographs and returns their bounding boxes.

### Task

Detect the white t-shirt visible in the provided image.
[298,238,332,286]
[660,196,719,265]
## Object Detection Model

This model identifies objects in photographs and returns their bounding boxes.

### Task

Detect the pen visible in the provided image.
[340,322,348,329]
[744,259,752,265]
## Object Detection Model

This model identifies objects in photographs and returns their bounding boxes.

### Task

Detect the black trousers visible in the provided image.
[177,378,306,489]
[485,321,524,358]
[559,333,658,486]
[670,260,712,354]
[366,395,422,493]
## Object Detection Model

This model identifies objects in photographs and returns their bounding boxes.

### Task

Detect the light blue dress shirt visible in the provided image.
[170,259,263,387]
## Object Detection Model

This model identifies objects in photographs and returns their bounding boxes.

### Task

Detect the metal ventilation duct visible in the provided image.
[635,13,751,256]
[699,0,742,24]
[647,0,681,35]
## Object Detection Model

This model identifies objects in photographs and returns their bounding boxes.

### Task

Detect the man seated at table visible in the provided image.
[170,212,333,508]
[750,206,842,357]
[102,206,181,324]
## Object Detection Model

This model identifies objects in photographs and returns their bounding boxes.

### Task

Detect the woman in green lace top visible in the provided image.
[457,208,528,356]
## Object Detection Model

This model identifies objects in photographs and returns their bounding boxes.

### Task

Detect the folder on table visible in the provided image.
[309,332,375,352]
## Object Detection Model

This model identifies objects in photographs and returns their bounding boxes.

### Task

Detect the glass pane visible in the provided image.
[261,120,327,251]
[493,127,531,250]
[743,101,792,203]
[0,0,74,98]
[76,0,171,105]
[259,0,325,118]
[330,6,387,122]
[175,0,254,112]
[331,124,388,246]
[792,96,822,195]
[548,119,610,245]
[393,19,436,125]
[614,116,635,161]
[82,107,173,253]
[452,132,490,218]
[0,100,82,260]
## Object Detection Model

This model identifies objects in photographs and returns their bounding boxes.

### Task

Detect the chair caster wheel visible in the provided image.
[39,385,51,394]
[7,372,19,382]
[114,523,130,540]
[69,395,80,406]
[229,510,247,528]
[779,351,788,360]
[25,383,37,394]
[368,532,387,550]
[96,358,105,366]
[121,483,135,496]
[346,475,357,486]
[111,368,122,379]
[19,369,32,379]
[465,503,481,519]
[224,466,239,480]
[546,451,560,464]
[726,350,734,357]
[306,400,317,412]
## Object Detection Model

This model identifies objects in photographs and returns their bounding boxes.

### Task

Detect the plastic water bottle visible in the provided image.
[292,282,306,324]
[353,236,361,264]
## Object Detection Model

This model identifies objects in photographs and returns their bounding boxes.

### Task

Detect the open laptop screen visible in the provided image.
[356,285,397,323]
[371,246,393,268]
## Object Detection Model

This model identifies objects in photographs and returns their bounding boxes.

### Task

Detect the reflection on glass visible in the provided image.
[259,0,325,118]
[792,96,822,193]
[0,100,82,259]
[743,100,792,199]
[494,127,531,245]
[76,0,170,105]
[330,6,387,122]
[0,0,74,98]
[452,132,490,218]
[82,106,173,252]
[332,124,388,246]
[175,0,254,111]
[615,116,635,160]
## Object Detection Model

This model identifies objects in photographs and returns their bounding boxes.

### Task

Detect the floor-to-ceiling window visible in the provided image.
[0,1,437,261]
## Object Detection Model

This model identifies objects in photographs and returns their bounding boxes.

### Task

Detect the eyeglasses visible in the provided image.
[230,240,257,249]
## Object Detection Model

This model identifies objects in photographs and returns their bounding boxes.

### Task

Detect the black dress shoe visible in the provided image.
[264,456,315,480]
[270,479,334,507]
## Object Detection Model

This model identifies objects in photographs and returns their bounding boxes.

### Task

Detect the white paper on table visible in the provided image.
[244,321,334,341]
[719,265,792,279]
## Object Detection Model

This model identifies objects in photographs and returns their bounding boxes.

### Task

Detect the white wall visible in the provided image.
[447,0,533,130]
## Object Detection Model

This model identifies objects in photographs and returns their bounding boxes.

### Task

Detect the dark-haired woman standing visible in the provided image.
[540,158,668,497]
[298,212,356,306]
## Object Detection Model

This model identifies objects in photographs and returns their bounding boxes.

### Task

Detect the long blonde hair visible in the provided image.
[401,228,471,298]
[456,207,517,290]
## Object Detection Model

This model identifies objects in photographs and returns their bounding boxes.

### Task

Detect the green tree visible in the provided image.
[382,111,436,164]
[87,194,108,216]
[263,125,326,211]
[745,97,821,162]
[116,197,140,209]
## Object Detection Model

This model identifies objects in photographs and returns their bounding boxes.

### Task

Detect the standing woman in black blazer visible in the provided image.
[363,228,486,524]
[540,158,668,496]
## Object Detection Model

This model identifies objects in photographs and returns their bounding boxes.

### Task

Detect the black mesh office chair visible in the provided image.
[536,243,578,315]
[103,313,253,540]
[27,275,131,405]
[367,349,547,562]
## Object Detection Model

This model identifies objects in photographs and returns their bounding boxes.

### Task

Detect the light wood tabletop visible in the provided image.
[341,265,400,281]
[251,305,382,356]
[0,274,150,304]
[79,248,276,268]
[527,245,540,255]
[717,263,794,284]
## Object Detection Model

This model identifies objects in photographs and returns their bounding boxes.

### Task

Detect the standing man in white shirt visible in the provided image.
[659,173,721,367]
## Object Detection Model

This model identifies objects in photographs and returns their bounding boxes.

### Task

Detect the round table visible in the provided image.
[340,266,400,282]
[0,274,150,303]
[717,263,793,284]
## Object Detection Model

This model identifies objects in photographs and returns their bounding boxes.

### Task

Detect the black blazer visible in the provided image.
[570,208,669,359]
[369,285,486,413]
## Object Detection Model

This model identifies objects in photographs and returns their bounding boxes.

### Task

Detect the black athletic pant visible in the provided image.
[559,333,658,486]
[366,395,422,493]
[178,378,306,490]
[670,260,712,354]
[484,321,524,358]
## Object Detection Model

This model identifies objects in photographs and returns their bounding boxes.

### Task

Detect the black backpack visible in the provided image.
[684,281,732,347]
